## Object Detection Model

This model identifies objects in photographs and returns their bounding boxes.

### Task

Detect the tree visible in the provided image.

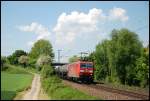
[1,56,7,67]
[29,39,54,61]
[1,56,9,70]
[18,55,29,67]
[36,55,52,71]
[94,40,110,81]
[69,55,80,63]
[105,29,143,84]
[94,28,143,86]
[28,58,37,68]
[135,47,149,87]
[7,50,27,65]
[86,52,95,62]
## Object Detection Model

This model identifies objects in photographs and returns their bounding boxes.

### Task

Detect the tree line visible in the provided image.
[69,28,149,88]
[1,39,54,71]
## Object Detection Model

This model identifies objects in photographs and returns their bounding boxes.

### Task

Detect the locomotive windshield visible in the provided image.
[80,63,93,68]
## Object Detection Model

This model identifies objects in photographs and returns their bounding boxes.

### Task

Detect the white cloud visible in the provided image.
[17,22,51,47]
[53,7,128,46]
[53,8,107,45]
[17,7,129,62]
[109,7,129,22]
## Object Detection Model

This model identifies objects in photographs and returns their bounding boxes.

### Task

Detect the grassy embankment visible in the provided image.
[1,65,33,100]
[42,76,100,100]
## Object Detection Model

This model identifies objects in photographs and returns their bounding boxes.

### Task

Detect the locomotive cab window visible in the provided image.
[80,63,93,68]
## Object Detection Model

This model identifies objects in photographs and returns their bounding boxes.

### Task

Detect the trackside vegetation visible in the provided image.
[86,28,149,88]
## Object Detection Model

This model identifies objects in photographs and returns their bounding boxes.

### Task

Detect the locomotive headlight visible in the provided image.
[89,70,93,73]
[80,70,84,72]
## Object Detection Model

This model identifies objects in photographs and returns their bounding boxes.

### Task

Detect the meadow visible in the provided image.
[1,65,33,100]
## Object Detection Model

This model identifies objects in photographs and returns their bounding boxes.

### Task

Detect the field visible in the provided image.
[1,66,33,100]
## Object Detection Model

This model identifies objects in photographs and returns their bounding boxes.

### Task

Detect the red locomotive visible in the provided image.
[55,61,94,83]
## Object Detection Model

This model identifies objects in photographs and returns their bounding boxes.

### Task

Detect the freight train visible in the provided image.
[55,61,94,83]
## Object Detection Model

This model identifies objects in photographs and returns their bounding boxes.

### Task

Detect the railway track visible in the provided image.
[63,80,149,100]
[86,83,149,100]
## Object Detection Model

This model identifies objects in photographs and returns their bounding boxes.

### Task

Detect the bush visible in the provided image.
[41,64,54,79]
[36,55,52,71]
[1,56,6,66]
[41,76,62,92]
[18,55,29,68]
[1,56,9,71]
[1,63,9,71]
[28,58,36,68]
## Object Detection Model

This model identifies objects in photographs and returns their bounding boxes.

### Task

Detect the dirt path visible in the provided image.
[22,74,41,100]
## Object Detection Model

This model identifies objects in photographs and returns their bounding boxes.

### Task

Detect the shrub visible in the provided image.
[1,56,9,71]
[1,63,9,71]
[36,55,52,71]
[41,64,54,79]
[18,55,29,68]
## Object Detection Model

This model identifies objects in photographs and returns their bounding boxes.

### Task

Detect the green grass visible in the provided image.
[1,91,16,100]
[51,86,99,100]
[1,65,33,100]
[5,64,40,74]
[25,67,40,74]
[42,76,100,100]
[5,64,31,74]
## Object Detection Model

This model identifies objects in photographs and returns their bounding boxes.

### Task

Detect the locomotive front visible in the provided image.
[79,61,94,82]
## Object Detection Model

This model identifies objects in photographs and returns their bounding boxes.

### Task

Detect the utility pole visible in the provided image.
[57,50,62,63]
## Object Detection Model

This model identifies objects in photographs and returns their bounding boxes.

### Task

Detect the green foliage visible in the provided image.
[135,48,149,87]
[93,28,148,87]
[1,56,9,71]
[87,52,95,62]
[5,65,31,74]
[41,64,54,78]
[25,67,40,74]
[69,55,80,63]
[1,56,7,66]
[110,29,142,84]
[18,55,29,68]
[41,76,99,100]
[28,58,36,68]
[51,86,99,100]
[36,55,52,71]
[7,50,27,65]
[29,39,54,60]
[94,40,110,81]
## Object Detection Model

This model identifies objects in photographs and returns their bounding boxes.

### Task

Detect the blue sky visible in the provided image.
[1,1,149,62]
